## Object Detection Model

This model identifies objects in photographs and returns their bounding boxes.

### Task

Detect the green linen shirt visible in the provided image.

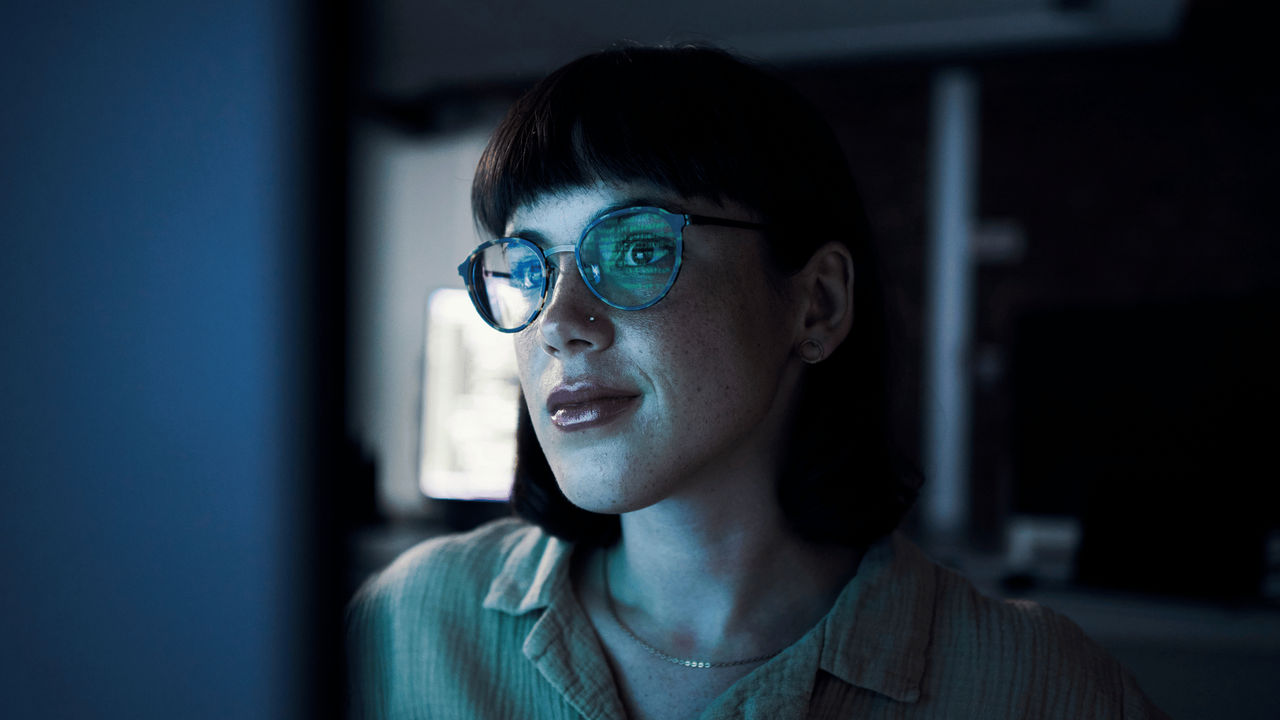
[347,518,1167,719]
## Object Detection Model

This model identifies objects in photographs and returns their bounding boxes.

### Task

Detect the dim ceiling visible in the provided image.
[368,0,1187,95]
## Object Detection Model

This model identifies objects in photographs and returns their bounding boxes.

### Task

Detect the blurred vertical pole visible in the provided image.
[922,68,978,542]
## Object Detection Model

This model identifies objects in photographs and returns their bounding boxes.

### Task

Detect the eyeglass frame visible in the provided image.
[457,205,768,333]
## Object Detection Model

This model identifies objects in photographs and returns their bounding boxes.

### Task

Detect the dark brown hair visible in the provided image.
[473,45,918,548]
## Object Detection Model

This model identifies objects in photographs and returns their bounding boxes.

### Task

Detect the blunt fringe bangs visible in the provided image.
[476,45,919,549]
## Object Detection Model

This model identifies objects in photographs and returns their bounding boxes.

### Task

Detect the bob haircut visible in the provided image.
[472,45,918,549]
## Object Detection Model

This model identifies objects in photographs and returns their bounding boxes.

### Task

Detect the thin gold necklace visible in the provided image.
[599,550,782,669]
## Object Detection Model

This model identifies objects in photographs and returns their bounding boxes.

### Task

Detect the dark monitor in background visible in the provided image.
[1011,297,1277,600]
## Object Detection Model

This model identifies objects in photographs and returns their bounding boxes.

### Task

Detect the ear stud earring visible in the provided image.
[798,338,826,364]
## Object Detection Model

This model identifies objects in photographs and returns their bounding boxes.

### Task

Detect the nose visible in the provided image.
[536,247,613,355]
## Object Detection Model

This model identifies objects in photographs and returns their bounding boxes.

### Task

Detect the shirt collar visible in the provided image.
[818,532,937,703]
[480,525,938,704]
[482,524,572,615]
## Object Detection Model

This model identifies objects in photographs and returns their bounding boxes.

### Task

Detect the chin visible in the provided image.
[539,432,661,514]
[552,468,663,516]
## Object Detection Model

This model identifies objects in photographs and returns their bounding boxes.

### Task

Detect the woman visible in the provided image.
[348,46,1167,719]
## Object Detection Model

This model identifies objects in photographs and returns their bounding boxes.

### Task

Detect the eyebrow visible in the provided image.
[507,195,690,247]
[601,196,691,216]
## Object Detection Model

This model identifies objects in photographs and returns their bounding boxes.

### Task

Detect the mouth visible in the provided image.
[546,381,641,432]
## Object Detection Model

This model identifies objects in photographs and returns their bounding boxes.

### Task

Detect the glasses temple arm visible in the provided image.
[684,213,768,231]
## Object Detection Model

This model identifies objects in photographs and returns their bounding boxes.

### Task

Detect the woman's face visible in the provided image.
[508,181,806,514]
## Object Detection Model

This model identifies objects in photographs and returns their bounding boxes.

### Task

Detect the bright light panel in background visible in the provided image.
[419,288,519,501]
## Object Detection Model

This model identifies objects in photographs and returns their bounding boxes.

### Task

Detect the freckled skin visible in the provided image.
[507,182,803,515]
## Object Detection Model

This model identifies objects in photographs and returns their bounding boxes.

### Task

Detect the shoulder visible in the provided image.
[347,517,549,626]
[345,518,561,718]
[928,561,1104,663]
[923,557,1166,719]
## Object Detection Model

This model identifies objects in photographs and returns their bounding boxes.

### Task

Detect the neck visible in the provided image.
[603,482,863,662]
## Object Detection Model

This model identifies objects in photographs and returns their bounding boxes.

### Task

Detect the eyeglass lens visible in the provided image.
[579,211,679,308]
[469,210,681,330]
[474,240,546,330]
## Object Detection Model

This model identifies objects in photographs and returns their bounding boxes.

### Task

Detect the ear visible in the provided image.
[793,241,855,360]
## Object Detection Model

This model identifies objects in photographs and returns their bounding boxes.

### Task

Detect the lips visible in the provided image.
[546,381,641,431]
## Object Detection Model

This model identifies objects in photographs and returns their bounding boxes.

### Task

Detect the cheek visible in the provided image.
[633,273,788,407]
[512,333,543,408]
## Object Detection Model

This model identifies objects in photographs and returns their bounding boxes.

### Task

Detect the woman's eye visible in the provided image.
[616,236,671,267]
[511,262,541,289]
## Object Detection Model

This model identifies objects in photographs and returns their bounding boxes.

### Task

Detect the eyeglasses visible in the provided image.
[457,206,766,332]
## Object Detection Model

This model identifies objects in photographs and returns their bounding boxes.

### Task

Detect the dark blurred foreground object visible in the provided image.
[1014,296,1277,600]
